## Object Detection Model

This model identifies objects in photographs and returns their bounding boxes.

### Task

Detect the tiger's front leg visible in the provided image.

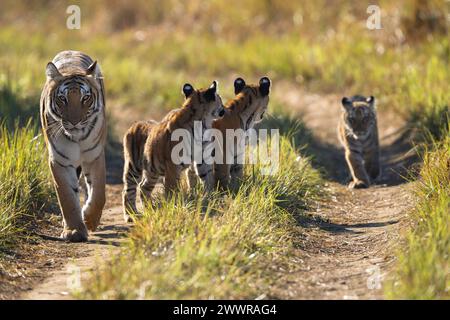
[81,152,106,231]
[194,162,215,192]
[186,165,199,190]
[229,163,244,191]
[164,163,182,198]
[214,163,231,190]
[50,162,88,242]
[345,150,370,189]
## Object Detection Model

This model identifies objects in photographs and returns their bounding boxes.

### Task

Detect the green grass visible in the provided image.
[0,122,53,250]
[79,133,323,299]
[387,127,450,299]
[1,3,448,125]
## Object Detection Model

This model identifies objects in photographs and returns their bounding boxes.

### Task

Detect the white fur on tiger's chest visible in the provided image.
[47,112,104,167]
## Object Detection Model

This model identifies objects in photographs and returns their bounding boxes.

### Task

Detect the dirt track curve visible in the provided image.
[272,84,416,299]
[17,85,416,300]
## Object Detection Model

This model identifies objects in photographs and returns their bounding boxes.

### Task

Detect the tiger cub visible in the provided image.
[122,81,224,222]
[213,77,271,190]
[338,95,380,189]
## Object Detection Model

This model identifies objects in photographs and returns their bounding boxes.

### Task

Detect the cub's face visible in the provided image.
[234,76,271,124]
[341,95,376,136]
[182,81,225,128]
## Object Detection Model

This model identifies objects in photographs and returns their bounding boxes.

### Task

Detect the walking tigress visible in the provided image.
[338,95,380,189]
[212,77,271,190]
[40,51,107,242]
[122,81,224,222]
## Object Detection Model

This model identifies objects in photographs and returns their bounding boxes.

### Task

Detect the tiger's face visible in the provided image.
[233,76,271,126]
[341,95,376,137]
[45,61,99,141]
[182,81,225,129]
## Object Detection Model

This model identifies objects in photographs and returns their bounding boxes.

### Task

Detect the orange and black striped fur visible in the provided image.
[212,77,271,190]
[338,95,380,189]
[122,81,224,222]
[40,51,107,242]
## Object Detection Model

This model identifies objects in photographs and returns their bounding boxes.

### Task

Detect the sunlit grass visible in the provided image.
[79,132,323,299]
[0,122,54,249]
[387,127,450,299]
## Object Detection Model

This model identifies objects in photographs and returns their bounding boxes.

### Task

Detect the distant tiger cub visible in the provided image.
[122,81,224,222]
[213,77,271,190]
[338,95,380,189]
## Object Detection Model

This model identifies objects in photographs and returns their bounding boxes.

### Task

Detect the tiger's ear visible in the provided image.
[341,97,353,111]
[204,80,218,102]
[182,83,195,99]
[259,77,271,96]
[85,61,97,76]
[46,62,62,81]
[234,77,246,95]
[366,96,375,108]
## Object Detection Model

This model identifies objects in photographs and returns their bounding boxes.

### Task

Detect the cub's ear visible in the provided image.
[341,97,353,110]
[85,61,98,76]
[259,76,271,96]
[46,62,62,81]
[204,80,218,102]
[366,96,375,107]
[234,77,246,95]
[182,83,195,99]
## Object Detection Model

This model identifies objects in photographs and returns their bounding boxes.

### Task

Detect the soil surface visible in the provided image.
[2,84,417,300]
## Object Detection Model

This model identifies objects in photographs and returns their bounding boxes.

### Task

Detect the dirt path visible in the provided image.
[16,133,129,300]
[20,191,126,299]
[16,84,417,300]
[271,83,416,299]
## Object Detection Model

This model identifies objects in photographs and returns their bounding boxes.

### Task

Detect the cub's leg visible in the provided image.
[164,163,182,197]
[364,147,381,182]
[122,156,142,223]
[345,150,370,189]
[214,163,231,190]
[186,165,198,190]
[139,168,159,207]
[81,152,106,231]
[194,162,214,192]
[50,162,88,242]
[229,163,244,191]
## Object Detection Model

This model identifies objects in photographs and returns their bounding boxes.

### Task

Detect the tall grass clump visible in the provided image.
[387,124,450,299]
[0,80,40,129]
[0,122,53,249]
[80,132,322,299]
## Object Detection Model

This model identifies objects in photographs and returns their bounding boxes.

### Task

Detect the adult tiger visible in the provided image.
[40,51,107,242]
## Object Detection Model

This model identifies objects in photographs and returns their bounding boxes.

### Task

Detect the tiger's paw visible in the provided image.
[61,228,88,242]
[83,214,101,232]
[348,180,369,189]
